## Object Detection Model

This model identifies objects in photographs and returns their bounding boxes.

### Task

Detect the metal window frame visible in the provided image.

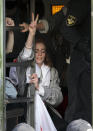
[0,0,36,130]
[91,0,93,126]
[0,0,6,130]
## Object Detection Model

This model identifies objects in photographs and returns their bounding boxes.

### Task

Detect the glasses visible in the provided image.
[35,49,46,54]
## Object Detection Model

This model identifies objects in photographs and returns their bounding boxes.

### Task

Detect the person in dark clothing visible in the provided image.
[35,0,92,129]
[60,0,91,125]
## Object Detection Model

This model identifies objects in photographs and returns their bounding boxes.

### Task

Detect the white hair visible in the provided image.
[12,123,35,131]
[66,119,93,131]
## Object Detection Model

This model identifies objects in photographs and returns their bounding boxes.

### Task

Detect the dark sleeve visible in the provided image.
[61,0,89,46]
[48,9,64,31]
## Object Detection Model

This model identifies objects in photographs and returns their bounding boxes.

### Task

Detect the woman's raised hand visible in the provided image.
[29,13,39,36]
[24,13,39,49]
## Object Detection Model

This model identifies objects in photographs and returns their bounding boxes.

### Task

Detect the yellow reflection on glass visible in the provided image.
[52,5,64,15]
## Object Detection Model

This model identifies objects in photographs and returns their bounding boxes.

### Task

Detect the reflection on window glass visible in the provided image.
[52,5,64,15]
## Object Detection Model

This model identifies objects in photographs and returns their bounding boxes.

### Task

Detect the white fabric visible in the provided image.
[38,64,50,96]
[41,64,50,86]
[21,47,32,59]
[35,91,57,131]
[26,64,50,96]
[36,64,42,78]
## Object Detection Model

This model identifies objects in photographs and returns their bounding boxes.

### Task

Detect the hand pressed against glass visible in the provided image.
[30,73,39,90]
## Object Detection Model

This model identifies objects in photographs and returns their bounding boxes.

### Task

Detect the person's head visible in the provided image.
[12,123,35,131]
[66,119,93,131]
[35,36,52,67]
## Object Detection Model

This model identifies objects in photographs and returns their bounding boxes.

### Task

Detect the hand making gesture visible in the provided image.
[29,13,39,36]
[25,13,39,49]
[30,73,39,90]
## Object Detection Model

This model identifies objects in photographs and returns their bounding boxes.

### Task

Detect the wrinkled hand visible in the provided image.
[29,13,39,36]
[6,17,15,26]
[30,73,39,90]
[19,22,29,32]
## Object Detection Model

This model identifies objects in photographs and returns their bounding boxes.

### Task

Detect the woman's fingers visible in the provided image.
[32,73,37,78]
[31,13,39,24]
[30,74,39,89]
[35,14,39,23]
[30,73,37,80]
[29,14,39,34]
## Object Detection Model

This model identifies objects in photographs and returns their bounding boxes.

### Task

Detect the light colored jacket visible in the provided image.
[10,47,63,107]
[42,67,63,107]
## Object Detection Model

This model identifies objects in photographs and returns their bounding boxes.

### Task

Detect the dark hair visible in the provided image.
[35,35,53,67]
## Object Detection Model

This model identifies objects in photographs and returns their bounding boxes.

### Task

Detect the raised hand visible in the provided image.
[19,22,29,32]
[6,17,15,54]
[30,73,39,90]
[29,13,39,36]
[6,17,15,26]
[25,13,39,49]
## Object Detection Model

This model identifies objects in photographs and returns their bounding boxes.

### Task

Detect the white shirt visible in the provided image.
[23,47,50,96]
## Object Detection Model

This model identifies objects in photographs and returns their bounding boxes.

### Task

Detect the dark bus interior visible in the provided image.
[5,0,90,130]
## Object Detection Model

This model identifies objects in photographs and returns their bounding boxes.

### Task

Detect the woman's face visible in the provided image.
[35,42,46,67]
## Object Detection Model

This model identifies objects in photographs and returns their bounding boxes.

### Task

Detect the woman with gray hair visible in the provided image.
[66,119,93,131]
[12,123,35,131]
